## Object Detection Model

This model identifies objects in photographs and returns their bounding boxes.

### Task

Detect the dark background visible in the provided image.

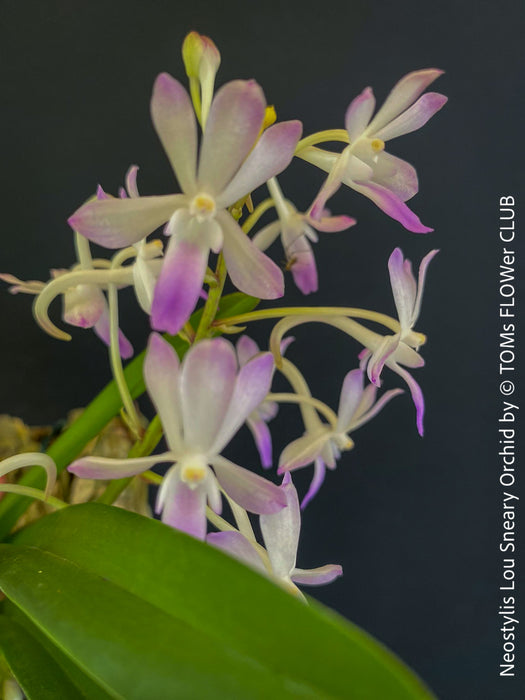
[1,1,523,698]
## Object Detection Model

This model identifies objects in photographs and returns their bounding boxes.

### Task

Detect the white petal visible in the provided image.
[367,69,444,135]
[144,333,184,453]
[180,338,237,452]
[151,73,198,194]
[260,473,300,579]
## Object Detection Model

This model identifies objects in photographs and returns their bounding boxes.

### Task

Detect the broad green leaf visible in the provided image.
[11,504,435,699]
[0,615,84,700]
[0,545,305,699]
[0,292,258,540]
[3,603,115,700]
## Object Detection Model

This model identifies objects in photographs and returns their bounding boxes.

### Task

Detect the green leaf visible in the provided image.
[0,615,85,699]
[10,504,435,699]
[0,292,259,540]
[0,545,302,699]
[3,604,115,700]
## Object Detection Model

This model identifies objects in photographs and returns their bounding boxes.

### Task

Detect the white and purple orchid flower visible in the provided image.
[68,333,287,540]
[301,69,447,233]
[69,75,302,335]
[279,369,402,507]
[0,263,134,359]
[208,473,342,597]
[253,178,356,295]
[358,246,438,436]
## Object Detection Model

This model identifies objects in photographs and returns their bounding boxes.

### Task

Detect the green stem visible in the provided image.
[295,129,349,153]
[194,254,227,341]
[241,198,276,234]
[96,415,164,506]
[214,306,404,334]
[0,485,67,511]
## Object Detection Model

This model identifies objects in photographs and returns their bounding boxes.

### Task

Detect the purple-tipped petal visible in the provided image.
[236,334,261,366]
[211,352,274,453]
[68,454,166,479]
[351,180,433,233]
[68,194,185,249]
[63,284,105,328]
[309,148,351,221]
[158,469,207,540]
[375,93,448,142]
[283,229,318,295]
[207,531,266,573]
[93,304,134,359]
[144,333,183,453]
[292,564,343,586]
[367,335,399,386]
[388,248,417,330]
[218,210,284,299]
[180,338,237,452]
[260,473,300,579]
[391,363,425,436]
[212,456,287,514]
[217,120,303,208]
[96,185,109,200]
[125,165,140,198]
[365,152,419,202]
[198,80,266,195]
[367,69,444,135]
[300,458,326,509]
[306,212,356,233]
[247,417,273,469]
[413,249,439,322]
[345,86,376,141]
[150,212,209,335]
[151,74,198,194]
[336,369,365,432]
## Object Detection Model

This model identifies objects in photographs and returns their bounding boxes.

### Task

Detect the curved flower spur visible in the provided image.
[68,333,287,540]
[68,75,302,335]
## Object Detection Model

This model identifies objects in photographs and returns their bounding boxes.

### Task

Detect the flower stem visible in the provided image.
[295,129,350,153]
[241,198,276,234]
[194,254,227,341]
[107,282,143,440]
[0,485,67,511]
[266,392,338,429]
[213,306,402,333]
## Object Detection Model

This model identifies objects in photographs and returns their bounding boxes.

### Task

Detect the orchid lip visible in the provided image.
[190,192,217,221]
[180,455,209,488]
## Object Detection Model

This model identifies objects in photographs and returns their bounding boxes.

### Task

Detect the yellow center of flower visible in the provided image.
[190,193,216,221]
[370,138,385,152]
[180,457,208,487]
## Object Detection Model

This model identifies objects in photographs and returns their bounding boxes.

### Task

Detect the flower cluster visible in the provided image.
[1,31,445,597]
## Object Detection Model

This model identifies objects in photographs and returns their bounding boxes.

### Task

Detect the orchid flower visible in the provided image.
[253,177,356,294]
[269,247,437,437]
[208,474,342,597]
[300,69,447,232]
[69,76,302,335]
[358,247,438,435]
[68,333,287,540]
[0,261,134,359]
[279,369,402,507]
